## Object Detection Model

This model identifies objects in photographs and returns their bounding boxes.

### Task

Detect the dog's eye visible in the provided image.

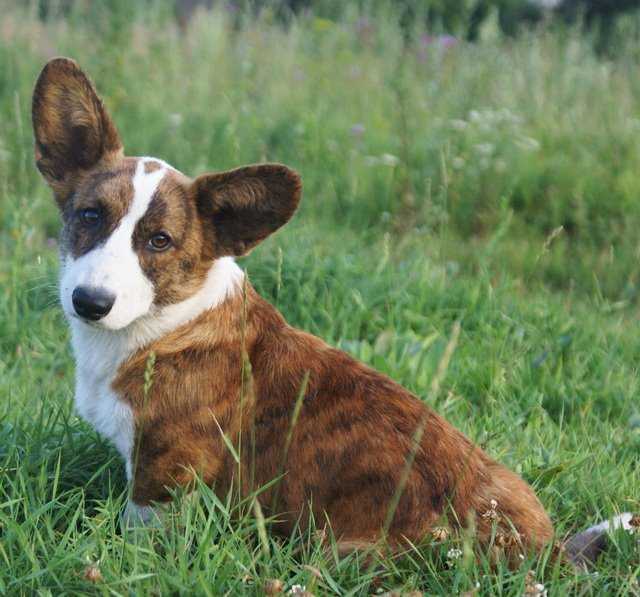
[148,232,172,252]
[79,208,101,226]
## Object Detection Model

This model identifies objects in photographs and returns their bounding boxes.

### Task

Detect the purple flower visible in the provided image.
[420,34,436,47]
[355,17,371,33]
[439,35,458,49]
[417,34,458,62]
[349,123,365,138]
[419,34,457,49]
[355,16,375,43]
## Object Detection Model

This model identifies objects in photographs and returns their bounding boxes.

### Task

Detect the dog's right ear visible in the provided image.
[32,58,123,208]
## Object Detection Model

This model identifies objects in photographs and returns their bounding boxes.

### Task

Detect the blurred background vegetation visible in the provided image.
[4,0,640,301]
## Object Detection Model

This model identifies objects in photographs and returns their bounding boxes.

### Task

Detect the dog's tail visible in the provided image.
[563,512,638,568]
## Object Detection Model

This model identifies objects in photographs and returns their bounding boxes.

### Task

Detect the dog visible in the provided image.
[32,57,634,566]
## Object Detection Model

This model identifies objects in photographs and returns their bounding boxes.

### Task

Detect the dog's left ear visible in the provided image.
[32,57,123,207]
[193,164,302,257]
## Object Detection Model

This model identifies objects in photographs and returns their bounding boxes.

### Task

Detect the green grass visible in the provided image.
[0,1,639,594]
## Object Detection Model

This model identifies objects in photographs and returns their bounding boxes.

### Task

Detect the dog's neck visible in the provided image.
[68,256,244,379]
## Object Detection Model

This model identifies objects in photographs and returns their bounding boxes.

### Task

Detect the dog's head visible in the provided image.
[32,58,301,330]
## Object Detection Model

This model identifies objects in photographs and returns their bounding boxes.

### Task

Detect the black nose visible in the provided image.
[72,286,115,321]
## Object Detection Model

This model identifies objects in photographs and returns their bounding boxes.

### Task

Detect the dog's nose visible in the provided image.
[72,286,115,321]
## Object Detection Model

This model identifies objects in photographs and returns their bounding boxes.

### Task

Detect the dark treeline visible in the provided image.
[38,0,640,41]
[177,0,640,37]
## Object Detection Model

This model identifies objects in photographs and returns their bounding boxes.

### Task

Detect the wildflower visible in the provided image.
[452,156,465,170]
[525,582,547,597]
[482,499,499,521]
[349,123,366,138]
[449,119,468,131]
[474,143,494,157]
[494,159,507,173]
[265,579,285,594]
[420,34,435,47]
[168,113,183,128]
[446,547,463,564]
[355,16,374,41]
[380,153,399,167]
[496,529,522,549]
[288,585,312,596]
[439,35,457,50]
[420,34,457,50]
[468,110,482,123]
[524,571,547,597]
[431,526,450,542]
[83,563,102,583]
[516,137,540,152]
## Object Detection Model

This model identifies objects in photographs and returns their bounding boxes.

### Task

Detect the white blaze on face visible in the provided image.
[60,158,167,330]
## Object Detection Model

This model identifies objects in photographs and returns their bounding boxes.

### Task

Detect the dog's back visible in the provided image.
[114,284,553,554]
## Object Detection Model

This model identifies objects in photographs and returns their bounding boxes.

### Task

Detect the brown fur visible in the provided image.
[60,160,136,257]
[34,57,555,561]
[32,57,123,207]
[194,165,302,258]
[113,286,553,555]
[132,170,213,306]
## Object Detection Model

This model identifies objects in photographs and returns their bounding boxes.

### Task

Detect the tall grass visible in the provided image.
[0,1,638,594]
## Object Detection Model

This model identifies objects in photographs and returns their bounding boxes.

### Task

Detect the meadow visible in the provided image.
[0,1,639,594]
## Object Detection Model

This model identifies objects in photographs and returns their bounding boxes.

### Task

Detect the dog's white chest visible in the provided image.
[71,322,135,478]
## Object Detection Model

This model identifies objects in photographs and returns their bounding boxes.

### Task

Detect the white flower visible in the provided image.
[449,118,468,131]
[524,571,547,597]
[447,547,463,560]
[527,583,547,597]
[168,113,183,127]
[380,153,400,167]
[516,136,540,152]
[452,156,465,169]
[474,143,494,156]
[288,585,307,596]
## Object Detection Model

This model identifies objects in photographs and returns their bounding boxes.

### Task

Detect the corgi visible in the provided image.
[32,57,634,565]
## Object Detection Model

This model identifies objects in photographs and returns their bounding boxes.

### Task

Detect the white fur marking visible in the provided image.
[60,158,165,331]
[71,256,242,482]
[582,513,634,534]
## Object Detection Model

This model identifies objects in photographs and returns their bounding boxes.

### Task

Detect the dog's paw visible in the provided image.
[122,500,163,528]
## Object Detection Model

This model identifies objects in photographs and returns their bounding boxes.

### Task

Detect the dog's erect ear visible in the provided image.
[32,57,123,207]
[193,164,302,257]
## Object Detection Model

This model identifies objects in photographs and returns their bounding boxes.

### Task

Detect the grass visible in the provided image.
[0,1,639,594]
